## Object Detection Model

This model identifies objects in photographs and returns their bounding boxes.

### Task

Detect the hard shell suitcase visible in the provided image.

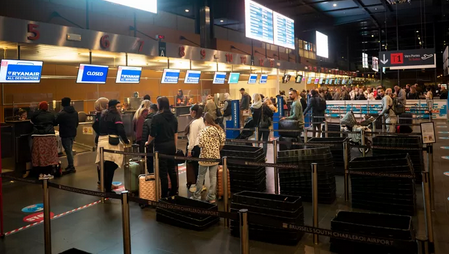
[124,145,145,194]
[186,161,197,186]
[217,165,231,198]
[139,147,158,202]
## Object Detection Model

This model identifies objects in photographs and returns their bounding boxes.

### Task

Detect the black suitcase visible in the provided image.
[279,119,301,138]
[279,137,301,151]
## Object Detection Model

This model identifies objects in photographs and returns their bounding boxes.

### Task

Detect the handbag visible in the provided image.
[109,135,120,146]
[242,109,250,117]
[259,106,271,128]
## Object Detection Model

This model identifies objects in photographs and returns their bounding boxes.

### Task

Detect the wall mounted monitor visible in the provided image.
[248,74,258,84]
[341,79,347,85]
[334,78,340,85]
[245,0,274,44]
[325,79,329,85]
[161,69,180,84]
[314,78,319,85]
[307,77,313,84]
[282,74,291,83]
[116,66,142,84]
[316,31,329,58]
[0,59,43,83]
[273,12,295,49]
[259,74,268,84]
[76,64,109,84]
[228,73,241,84]
[184,70,201,84]
[319,78,324,84]
[329,79,334,84]
[295,75,303,83]
[348,79,353,85]
[102,0,157,13]
[213,72,227,84]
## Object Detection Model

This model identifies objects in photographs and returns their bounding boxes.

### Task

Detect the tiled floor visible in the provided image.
[1,122,449,254]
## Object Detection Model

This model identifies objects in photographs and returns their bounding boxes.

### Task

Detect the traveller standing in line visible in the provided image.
[379,89,397,133]
[56,97,79,173]
[141,104,158,173]
[93,97,109,187]
[185,104,205,192]
[356,88,367,100]
[281,90,305,134]
[96,99,130,192]
[394,85,407,106]
[299,91,308,111]
[303,89,326,138]
[407,86,419,99]
[239,88,251,127]
[204,95,217,121]
[28,101,59,179]
[133,100,151,153]
[192,113,226,204]
[147,97,179,197]
[252,94,274,157]
[222,93,232,128]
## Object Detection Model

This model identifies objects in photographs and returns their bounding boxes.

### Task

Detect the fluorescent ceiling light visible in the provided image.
[102,0,157,14]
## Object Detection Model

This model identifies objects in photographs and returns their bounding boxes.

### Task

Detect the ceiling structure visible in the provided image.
[158,0,449,74]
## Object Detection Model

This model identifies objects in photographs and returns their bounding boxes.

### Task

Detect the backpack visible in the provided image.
[223,100,232,117]
[315,97,327,112]
[389,98,405,115]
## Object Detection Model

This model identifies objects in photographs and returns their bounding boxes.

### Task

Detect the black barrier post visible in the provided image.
[42,177,52,254]
[254,127,259,146]
[422,171,434,246]
[239,209,249,254]
[427,145,435,211]
[100,147,105,204]
[273,140,279,195]
[304,127,308,143]
[223,156,230,227]
[121,191,131,254]
[312,163,319,244]
[154,151,160,201]
[343,141,350,202]
[324,119,329,138]
[360,129,366,157]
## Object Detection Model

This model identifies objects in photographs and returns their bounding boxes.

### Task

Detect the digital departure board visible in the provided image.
[273,12,295,49]
[245,0,274,44]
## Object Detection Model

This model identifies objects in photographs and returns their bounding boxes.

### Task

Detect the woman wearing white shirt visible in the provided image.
[185,104,205,192]
[365,88,375,101]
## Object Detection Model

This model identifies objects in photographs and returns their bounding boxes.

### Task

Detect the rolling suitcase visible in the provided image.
[217,165,231,198]
[124,145,145,194]
[139,147,158,202]
[186,161,197,188]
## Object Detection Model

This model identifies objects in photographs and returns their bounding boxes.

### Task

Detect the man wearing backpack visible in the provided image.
[303,89,326,138]
[379,88,397,133]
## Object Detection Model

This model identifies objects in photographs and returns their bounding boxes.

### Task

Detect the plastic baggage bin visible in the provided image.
[221,145,264,158]
[232,191,302,212]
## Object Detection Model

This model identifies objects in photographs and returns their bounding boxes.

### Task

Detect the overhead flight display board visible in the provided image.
[245,0,274,44]
[273,12,295,50]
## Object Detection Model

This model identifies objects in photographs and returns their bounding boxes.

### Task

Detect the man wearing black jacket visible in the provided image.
[57,97,79,173]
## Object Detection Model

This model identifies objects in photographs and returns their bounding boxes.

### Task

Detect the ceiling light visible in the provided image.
[371,35,374,37]
[333,3,337,7]
[185,9,190,12]
[220,19,224,23]
[416,30,419,33]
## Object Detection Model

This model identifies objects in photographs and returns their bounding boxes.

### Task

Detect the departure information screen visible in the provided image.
[260,74,268,84]
[161,69,180,84]
[245,0,274,44]
[77,64,109,84]
[248,74,258,84]
[184,70,201,84]
[228,73,240,84]
[213,72,227,84]
[273,12,295,49]
[116,66,142,83]
[0,59,43,83]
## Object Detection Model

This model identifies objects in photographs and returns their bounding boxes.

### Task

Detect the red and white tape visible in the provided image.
[4,199,104,236]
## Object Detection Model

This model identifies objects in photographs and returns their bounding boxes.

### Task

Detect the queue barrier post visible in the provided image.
[360,129,366,157]
[254,127,259,146]
[42,177,52,254]
[273,140,279,195]
[343,141,350,202]
[121,191,131,254]
[304,128,308,144]
[324,119,329,138]
[422,171,434,246]
[312,163,319,244]
[100,147,105,204]
[427,145,435,211]
[154,151,161,201]
[223,156,230,227]
[239,209,249,254]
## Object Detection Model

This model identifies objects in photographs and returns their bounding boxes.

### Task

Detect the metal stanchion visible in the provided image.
[360,129,366,157]
[324,120,329,138]
[422,171,434,247]
[427,145,435,211]
[239,209,249,254]
[223,156,230,227]
[100,147,105,203]
[343,141,350,202]
[382,116,386,133]
[254,127,259,146]
[121,191,131,254]
[273,140,279,195]
[42,178,52,254]
[304,128,308,144]
[311,163,319,244]
[154,151,160,201]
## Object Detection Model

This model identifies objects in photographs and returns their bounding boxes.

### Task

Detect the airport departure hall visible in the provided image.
[0,0,449,254]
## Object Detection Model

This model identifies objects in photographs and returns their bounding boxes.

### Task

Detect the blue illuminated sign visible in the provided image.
[185,70,201,84]
[76,64,109,84]
[161,69,180,84]
[260,74,268,84]
[248,74,258,84]
[213,72,227,84]
[228,73,240,84]
[116,66,142,83]
[0,60,43,83]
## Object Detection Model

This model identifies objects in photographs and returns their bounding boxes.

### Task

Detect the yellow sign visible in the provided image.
[83,127,94,135]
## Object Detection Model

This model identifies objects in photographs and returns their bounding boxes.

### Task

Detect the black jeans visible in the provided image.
[155,141,178,197]
[258,130,270,157]
[146,144,154,174]
[61,137,75,168]
[103,161,118,192]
